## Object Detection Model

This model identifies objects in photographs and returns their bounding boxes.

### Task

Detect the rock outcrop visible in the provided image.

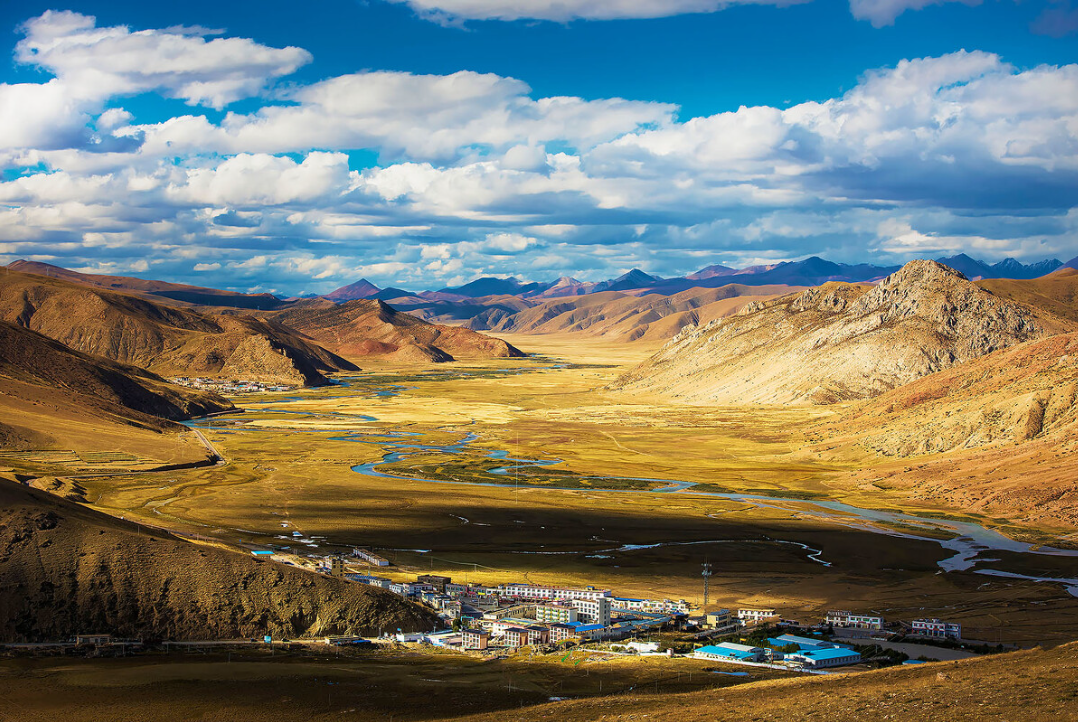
[614,261,1048,405]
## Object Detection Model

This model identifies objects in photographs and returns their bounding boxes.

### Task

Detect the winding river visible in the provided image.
[189,370,1078,596]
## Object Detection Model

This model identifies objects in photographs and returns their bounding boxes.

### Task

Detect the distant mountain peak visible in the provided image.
[325,278,381,301]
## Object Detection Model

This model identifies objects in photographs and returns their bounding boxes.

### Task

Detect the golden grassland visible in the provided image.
[0,647,796,722]
[1,641,1075,721]
[11,333,1059,645]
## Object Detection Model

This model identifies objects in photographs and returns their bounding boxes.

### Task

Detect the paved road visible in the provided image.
[190,427,226,464]
[835,638,977,661]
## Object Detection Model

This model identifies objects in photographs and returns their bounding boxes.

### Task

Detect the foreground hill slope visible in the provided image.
[272,299,524,363]
[458,642,1078,722]
[0,477,437,642]
[464,284,799,343]
[615,261,1057,405]
[0,320,232,456]
[0,270,356,386]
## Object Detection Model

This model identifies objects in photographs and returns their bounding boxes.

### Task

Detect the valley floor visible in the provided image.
[7,332,1071,646]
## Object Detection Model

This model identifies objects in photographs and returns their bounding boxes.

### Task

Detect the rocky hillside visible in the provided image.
[465,284,797,343]
[272,299,524,363]
[0,270,356,386]
[827,332,1078,457]
[0,477,437,641]
[614,261,1050,405]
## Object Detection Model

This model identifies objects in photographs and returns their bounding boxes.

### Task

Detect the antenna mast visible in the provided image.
[702,561,713,609]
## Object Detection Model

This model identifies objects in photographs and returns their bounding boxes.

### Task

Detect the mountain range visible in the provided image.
[326,254,1071,303]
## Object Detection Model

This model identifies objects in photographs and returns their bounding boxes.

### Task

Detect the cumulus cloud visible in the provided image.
[135,70,675,162]
[17,11,310,109]
[0,10,1074,294]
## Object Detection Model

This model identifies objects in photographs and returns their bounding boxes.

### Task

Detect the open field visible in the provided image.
[4,333,1054,645]
[0,647,795,722]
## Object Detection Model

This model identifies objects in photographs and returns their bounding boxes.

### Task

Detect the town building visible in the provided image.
[571,597,612,626]
[417,574,453,592]
[693,643,765,662]
[826,611,884,630]
[705,609,738,633]
[353,548,390,567]
[770,634,849,650]
[547,623,582,643]
[462,628,489,650]
[612,597,692,614]
[784,647,862,668]
[389,582,434,597]
[499,583,612,603]
[345,574,391,588]
[910,618,961,639]
[575,623,608,641]
[534,604,578,624]
[737,608,778,625]
[503,626,548,647]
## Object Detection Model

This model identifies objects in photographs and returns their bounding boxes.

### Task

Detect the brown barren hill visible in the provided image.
[0,320,233,454]
[6,260,289,310]
[614,260,1047,405]
[0,269,356,386]
[820,333,1078,527]
[273,299,524,363]
[465,284,799,343]
[0,478,437,642]
[977,267,1078,324]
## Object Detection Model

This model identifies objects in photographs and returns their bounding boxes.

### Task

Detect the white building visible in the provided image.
[499,583,612,602]
[738,608,778,624]
[910,618,961,639]
[353,548,390,567]
[826,610,883,630]
[613,597,692,614]
[571,597,612,626]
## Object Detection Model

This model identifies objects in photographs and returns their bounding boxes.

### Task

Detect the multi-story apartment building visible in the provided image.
[571,597,612,626]
[534,604,579,624]
[499,583,612,602]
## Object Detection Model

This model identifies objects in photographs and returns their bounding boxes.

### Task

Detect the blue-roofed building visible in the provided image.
[770,634,852,650]
[575,623,607,640]
[693,643,765,662]
[785,646,862,668]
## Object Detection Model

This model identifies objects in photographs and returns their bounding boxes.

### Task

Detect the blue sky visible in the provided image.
[0,0,1075,294]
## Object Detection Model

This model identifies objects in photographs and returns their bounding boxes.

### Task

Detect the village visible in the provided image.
[297,548,972,673]
[168,377,296,394]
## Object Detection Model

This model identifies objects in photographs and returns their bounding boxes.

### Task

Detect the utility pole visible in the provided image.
[701,561,713,609]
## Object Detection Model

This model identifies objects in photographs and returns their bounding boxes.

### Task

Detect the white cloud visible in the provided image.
[386,0,804,22]
[17,11,310,109]
[193,262,221,271]
[136,70,675,162]
[847,0,978,27]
